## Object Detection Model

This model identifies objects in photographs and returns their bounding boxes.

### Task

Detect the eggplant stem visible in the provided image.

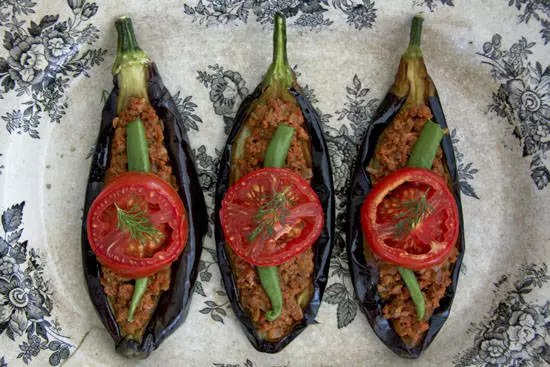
[263,13,294,90]
[113,17,151,75]
[404,15,423,60]
[113,17,151,114]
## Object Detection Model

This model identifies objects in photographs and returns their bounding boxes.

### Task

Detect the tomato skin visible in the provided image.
[361,167,459,270]
[220,168,324,267]
[87,172,188,278]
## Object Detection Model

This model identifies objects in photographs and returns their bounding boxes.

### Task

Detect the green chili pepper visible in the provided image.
[388,14,447,323]
[397,267,425,321]
[264,124,295,168]
[257,124,296,322]
[128,277,148,322]
[407,120,445,169]
[124,117,151,321]
[126,118,150,173]
[258,267,283,321]
[400,116,445,321]
[113,17,155,323]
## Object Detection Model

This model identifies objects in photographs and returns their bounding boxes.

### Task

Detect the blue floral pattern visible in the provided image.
[184,0,377,31]
[0,202,72,366]
[508,0,550,45]
[0,0,106,138]
[451,129,480,199]
[478,34,550,190]
[173,91,204,133]
[413,0,454,11]
[454,263,550,366]
[192,64,245,324]
[213,358,288,366]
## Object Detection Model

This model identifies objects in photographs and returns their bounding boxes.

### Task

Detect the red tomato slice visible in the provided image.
[87,172,188,278]
[220,168,324,267]
[361,167,459,270]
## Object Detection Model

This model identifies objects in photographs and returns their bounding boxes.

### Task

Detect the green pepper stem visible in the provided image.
[404,15,423,60]
[127,277,148,321]
[257,124,296,322]
[113,17,151,114]
[263,13,295,90]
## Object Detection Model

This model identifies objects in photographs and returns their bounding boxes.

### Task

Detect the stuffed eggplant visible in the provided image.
[346,15,465,358]
[81,17,207,358]
[215,13,334,353]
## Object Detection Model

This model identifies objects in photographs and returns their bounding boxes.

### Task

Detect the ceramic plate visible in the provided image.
[1,1,549,366]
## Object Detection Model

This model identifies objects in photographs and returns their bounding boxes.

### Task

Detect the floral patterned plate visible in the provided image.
[1,0,549,366]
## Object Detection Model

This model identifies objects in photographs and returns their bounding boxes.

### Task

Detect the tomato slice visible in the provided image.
[361,167,459,270]
[220,168,324,267]
[87,172,188,278]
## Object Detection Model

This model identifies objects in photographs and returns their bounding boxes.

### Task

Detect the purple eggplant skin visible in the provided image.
[345,51,466,360]
[81,63,208,358]
[214,84,335,353]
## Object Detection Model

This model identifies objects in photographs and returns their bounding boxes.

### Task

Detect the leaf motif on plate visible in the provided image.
[0,201,73,365]
[477,34,550,191]
[0,0,106,138]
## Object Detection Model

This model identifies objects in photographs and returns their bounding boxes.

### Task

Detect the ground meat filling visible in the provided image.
[367,104,458,347]
[99,97,175,339]
[367,105,447,185]
[101,266,170,340]
[236,97,312,180]
[230,95,314,341]
[105,97,176,189]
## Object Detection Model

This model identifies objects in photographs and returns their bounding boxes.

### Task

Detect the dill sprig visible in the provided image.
[392,188,433,238]
[248,186,294,242]
[115,203,165,242]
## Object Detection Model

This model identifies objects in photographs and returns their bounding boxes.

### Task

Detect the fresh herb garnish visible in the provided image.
[248,186,294,242]
[115,203,165,242]
[392,188,432,238]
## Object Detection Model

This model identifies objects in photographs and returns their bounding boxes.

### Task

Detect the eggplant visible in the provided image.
[81,17,207,358]
[214,13,335,353]
[346,15,465,358]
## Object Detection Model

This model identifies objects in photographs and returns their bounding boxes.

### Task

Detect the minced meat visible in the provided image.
[367,104,458,347]
[105,97,176,189]
[230,95,315,341]
[100,97,175,339]
[100,266,171,340]
[236,96,312,180]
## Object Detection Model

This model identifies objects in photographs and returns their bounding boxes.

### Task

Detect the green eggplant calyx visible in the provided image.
[113,16,151,76]
[263,12,295,90]
[404,15,423,60]
[113,17,151,113]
